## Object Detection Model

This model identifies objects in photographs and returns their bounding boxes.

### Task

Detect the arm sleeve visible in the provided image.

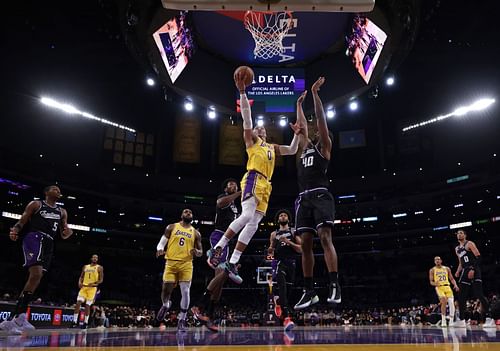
[278,134,300,155]
[240,94,252,130]
[156,236,167,251]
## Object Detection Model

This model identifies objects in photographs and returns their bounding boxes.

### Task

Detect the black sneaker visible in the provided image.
[294,289,319,310]
[327,282,341,303]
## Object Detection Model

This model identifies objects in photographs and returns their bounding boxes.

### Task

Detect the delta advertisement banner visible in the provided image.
[0,303,76,328]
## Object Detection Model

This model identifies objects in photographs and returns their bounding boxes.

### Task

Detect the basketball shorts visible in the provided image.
[163,259,193,283]
[295,188,335,234]
[435,285,454,298]
[210,230,229,269]
[458,267,482,286]
[78,287,98,304]
[241,170,272,215]
[22,231,54,271]
[276,259,296,285]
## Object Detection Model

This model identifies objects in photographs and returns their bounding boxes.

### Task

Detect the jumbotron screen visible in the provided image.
[236,68,305,114]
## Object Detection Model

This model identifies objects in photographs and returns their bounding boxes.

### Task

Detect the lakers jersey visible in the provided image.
[246,137,275,180]
[166,222,195,262]
[433,267,450,286]
[82,264,100,286]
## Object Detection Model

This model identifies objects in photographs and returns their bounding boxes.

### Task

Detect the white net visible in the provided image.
[244,11,293,60]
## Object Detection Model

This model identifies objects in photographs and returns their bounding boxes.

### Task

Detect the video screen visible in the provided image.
[152,11,195,83]
[236,68,305,113]
[346,15,387,84]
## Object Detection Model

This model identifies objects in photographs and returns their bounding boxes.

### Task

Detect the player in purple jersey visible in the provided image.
[0,185,73,333]
[191,179,241,332]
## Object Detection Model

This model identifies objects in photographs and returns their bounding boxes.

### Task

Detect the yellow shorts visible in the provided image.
[435,285,453,298]
[241,171,272,215]
[77,287,97,304]
[163,260,193,283]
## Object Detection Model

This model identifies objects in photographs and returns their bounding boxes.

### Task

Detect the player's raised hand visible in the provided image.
[234,71,247,93]
[312,77,325,93]
[156,249,165,258]
[9,228,19,241]
[297,90,307,105]
[290,121,306,136]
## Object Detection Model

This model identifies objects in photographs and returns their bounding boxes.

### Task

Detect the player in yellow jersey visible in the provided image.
[429,256,459,327]
[156,209,202,332]
[72,254,103,329]
[207,70,306,284]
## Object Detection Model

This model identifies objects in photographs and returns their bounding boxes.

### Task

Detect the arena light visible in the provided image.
[454,203,464,208]
[278,115,287,127]
[362,216,378,222]
[337,194,356,199]
[40,97,136,133]
[56,202,64,206]
[184,98,194,111]
[256,115,265,127]
[326,108,335,119]
[433,226,449,231]
[349,101,359,111]
[97,209,107,214]
[67,196,76,200]
[201,220,215,225]
[449,221,472,230]
[385,76,395,86]
[393,213,407,218]
[2,211,21,220]
[207,106,217,119]
[68,224,90,232]
[414,211,424,215]
[148,216,163,221]
[146,78,155,86]
[402,97,495,132]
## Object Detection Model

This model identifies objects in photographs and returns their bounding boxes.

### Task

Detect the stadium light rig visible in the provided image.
[402,98,495,132]
[40,97,136,133]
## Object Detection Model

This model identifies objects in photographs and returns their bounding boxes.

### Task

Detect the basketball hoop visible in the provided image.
[244,11,293,60]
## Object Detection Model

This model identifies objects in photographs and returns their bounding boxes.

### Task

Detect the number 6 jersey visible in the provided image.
[297,143,330,192]
[166,222,195,262]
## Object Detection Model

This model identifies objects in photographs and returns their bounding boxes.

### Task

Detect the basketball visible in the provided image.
[234,66,254,87]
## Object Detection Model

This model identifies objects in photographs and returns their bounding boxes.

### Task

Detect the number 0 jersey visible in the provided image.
[246,137,275,180]
[297,143,330,192]
[166,222,196,262]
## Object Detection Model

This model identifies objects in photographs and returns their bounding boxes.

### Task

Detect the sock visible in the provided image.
[73,313,79,323]
[216,236,230,250]
[441,314,446,321]
[179,309,187,320]
[229,249,242,264]
[304,277,313,290]
[84,315,89,324]
[328,272,338,284]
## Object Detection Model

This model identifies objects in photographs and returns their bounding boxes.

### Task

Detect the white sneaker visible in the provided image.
[14,313,35,331]
[450,319,466,328]
[0,320,22,335]
[441,320,447,328]
[483,318,496,329]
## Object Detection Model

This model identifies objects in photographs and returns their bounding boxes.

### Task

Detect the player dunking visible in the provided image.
[0,185,73,334]
[268,209,302,331]
[72,254,104,329]
[156,209,203,332]
[293,77,341,310]
[207,69,304,283]
[191,178,241,332]
[451,230,495,328]
[429,256,459,327]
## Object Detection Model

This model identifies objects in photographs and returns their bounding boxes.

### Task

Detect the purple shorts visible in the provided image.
[22,232,54,271]
[210,230,229,265]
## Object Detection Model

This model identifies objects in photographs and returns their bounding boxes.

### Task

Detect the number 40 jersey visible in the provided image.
[297,143,330,192]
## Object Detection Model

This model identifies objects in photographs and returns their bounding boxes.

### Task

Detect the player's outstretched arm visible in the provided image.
[296,90,309,149]
[156,224,174,257]
[9,201,40,241]
[217,191,242,209]
[60,208,73,239]
[446,267,459,291]
[236,71,256,149]
[311,77,332,160]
